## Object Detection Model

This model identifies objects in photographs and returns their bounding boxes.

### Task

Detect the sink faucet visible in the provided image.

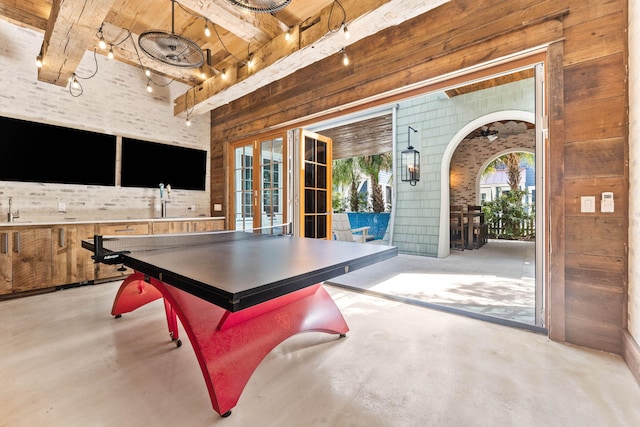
[160,184,171,218]
[7,197,19,222]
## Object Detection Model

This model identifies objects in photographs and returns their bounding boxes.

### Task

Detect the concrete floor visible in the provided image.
[1,274,640,426]
[327,239,539,328]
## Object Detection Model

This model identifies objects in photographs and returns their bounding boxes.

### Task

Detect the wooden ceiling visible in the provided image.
[0,0,450,118]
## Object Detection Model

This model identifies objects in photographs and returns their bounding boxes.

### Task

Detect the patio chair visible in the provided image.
[332,213,371,243]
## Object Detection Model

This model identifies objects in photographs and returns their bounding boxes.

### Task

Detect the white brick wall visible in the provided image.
[392,79,534,256]
[0,21,211,221]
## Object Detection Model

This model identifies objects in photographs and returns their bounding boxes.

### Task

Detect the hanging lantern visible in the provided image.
[401,126,420,186]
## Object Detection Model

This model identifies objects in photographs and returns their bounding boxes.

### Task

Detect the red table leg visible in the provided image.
[110,272,349,417]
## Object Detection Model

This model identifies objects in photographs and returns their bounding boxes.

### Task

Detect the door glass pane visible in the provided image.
[305,137,315,162]
[305,189,315,213]
[317,141,326,164]
[234,145,253,231]
[317,164,326,188]
[260,137,285,233]
[305,163,315,187]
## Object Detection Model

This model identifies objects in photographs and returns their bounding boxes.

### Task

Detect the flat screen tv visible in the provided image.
[0,116,117,186]
[121,137,207,191]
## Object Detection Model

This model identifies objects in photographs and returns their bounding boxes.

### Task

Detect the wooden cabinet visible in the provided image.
[190,218,224,232]
[151,220,190,234]
[152,218,225,234]
[0,231,12,294]
[7,227,53,293]
[93,222,150,282]
[0,218,225,295]
[52,224,95,286]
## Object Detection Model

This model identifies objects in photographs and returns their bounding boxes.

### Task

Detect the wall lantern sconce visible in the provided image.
[401,126,420,186]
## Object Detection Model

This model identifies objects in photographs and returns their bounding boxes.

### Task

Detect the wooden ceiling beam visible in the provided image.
[38,0,116,87]
[179,0,288,46]
[173,0,449,117]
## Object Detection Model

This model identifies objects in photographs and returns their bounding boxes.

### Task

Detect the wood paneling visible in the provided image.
[209,0,630,355]
[564,139,626,178]
[564,177,627,217]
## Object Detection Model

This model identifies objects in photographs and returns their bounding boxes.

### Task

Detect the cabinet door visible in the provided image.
[0,231,12,294]
[52,224,95,286]
[94,222,150,282]
[191,219,224,232]
[152,221,190,234]
[12,228,53,292]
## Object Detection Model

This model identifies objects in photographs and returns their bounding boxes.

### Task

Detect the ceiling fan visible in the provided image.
[227,0,291,13]
[138,0,204,69]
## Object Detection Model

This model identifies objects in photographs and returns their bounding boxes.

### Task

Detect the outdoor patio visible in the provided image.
[325,238,539,331]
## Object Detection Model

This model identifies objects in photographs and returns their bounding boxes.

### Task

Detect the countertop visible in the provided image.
[0,216,225,227]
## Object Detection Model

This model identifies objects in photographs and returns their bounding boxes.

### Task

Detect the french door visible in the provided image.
[232,134,286,233]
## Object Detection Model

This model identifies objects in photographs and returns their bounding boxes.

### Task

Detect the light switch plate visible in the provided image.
[580,196,595,213]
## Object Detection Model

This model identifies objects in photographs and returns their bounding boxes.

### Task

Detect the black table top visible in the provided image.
[82,232,398,312]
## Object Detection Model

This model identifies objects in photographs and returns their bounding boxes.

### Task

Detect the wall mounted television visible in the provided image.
[120,137,207,191]
[0,116,117,186]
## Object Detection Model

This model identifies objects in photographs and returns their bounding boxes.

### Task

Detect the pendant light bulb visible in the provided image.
[343,25,350,40]
[204,21,211,37]
[146,81,153,93]
[107,46,114,59]
[98,35,106,50]
[341,48,349,66]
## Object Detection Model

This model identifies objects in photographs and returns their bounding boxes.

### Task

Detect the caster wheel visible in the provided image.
[221,410,232,418]
[339,333,346,338]
[176,339,182,348]
[114,314,122,319]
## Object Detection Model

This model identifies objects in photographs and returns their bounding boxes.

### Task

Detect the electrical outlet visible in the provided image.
[57,202,66,212]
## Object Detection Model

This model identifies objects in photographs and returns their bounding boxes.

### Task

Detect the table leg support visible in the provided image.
[110,274,349,417]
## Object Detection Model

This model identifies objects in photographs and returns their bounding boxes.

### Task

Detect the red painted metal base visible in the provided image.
[110,272,349,416]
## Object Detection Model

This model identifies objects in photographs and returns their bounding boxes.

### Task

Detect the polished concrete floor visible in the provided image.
[327,239,539,329]
[2,275,640,426]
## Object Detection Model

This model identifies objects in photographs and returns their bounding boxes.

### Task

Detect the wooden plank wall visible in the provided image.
[209,0,629,354]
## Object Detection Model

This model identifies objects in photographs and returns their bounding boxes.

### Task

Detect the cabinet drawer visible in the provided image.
[97,222,150,236]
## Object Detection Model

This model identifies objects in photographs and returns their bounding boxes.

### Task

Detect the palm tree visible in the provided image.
[332,158,360,212]
[483,152,534,191]
[357,152,393,212]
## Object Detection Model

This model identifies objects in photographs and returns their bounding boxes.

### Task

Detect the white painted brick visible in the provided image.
[0,21,211,221]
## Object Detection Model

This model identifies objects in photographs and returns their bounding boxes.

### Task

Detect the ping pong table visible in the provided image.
[82,229,397,417]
